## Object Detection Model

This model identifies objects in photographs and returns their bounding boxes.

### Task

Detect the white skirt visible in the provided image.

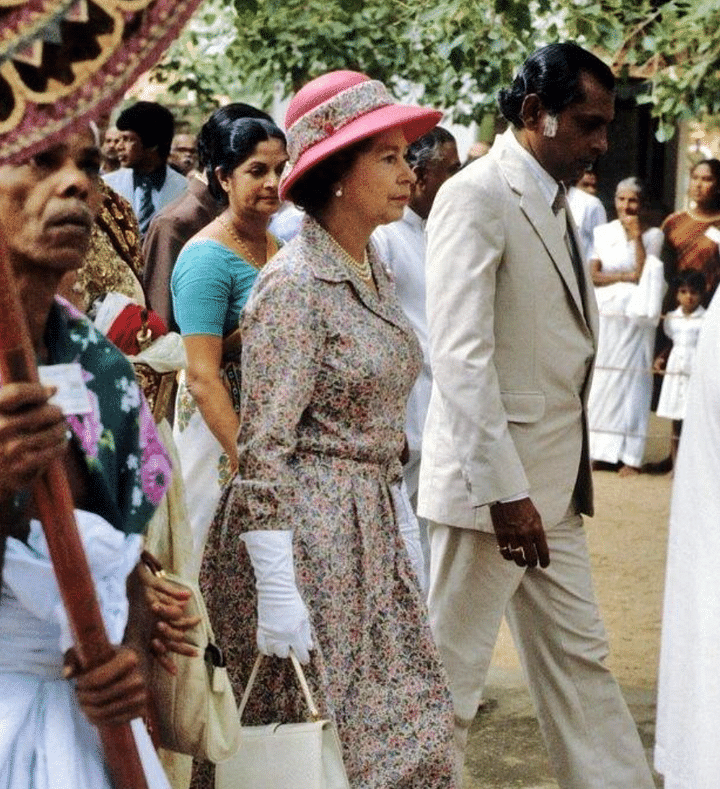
[0,511,170,789]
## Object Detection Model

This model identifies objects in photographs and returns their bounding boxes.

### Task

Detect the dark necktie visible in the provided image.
[137,178,154,235]
[552,188,587,314]
[134,169,166,235]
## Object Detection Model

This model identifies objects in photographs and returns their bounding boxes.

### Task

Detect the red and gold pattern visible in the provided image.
[0,0,204,164]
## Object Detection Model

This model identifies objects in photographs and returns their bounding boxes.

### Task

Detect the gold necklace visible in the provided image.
[219,214,268,269]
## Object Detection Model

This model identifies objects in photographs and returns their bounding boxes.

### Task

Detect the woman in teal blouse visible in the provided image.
[170,106,286,575]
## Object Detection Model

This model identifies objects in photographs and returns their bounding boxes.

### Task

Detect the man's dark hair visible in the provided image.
[406,126,456,173]
[116,101,176,160]
[498,43,615,129]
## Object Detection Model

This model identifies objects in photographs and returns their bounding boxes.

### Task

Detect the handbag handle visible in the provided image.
[239,650,321,723]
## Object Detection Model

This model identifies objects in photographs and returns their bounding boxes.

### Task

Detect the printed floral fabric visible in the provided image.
[284,79,391,165]
[199,217,457,789]
[44,297,171,534]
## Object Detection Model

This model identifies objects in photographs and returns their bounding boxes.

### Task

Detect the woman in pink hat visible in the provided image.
[204,71,457,788]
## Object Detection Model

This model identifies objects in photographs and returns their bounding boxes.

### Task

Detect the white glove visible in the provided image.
[241,530,314,663]
[391,481,427,595]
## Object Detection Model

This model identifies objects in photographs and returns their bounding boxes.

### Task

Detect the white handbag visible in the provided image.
[143,551,242,763]
[215,651,351,789]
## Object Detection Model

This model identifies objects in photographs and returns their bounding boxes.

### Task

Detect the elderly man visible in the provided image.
[104,101,187,236]
[0,127,174,788]
[419,43,655,789]
[373,126,461,586]
[169,132,198,177]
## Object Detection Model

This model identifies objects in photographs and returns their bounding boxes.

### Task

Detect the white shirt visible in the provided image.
[567,186,607,261]
[103,165,187,231]
[506,129,561,209]
[372,207,430,496]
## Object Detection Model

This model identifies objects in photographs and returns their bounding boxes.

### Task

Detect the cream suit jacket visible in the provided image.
[417,129,598,532]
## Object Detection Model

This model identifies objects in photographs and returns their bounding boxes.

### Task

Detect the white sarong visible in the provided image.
[0,511,171,789]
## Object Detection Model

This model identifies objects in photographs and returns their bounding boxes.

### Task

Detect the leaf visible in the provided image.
[339,0,365,11]
[234,0,258,13]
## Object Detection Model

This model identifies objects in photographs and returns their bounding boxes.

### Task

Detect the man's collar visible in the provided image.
[505,129,560,208]
[133,166,167,191]
[403,205,425,230]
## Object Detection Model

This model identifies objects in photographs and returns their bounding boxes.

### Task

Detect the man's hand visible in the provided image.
[0,383,67,495]
[64,645,148,727]
[137,560,200,676]
[490,497,550,569]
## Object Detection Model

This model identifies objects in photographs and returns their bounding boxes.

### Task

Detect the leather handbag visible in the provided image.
[215,651,351,789]
[143,551,242,762]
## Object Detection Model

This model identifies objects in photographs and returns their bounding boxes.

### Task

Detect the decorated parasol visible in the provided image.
[0,2,205,787]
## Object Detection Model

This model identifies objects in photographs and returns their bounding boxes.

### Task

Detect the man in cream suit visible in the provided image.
[419,43,655,788]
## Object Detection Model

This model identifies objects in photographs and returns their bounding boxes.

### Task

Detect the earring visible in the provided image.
[335,186,343,197]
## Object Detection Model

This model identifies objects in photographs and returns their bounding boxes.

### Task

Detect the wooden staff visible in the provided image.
[0,234,149,789]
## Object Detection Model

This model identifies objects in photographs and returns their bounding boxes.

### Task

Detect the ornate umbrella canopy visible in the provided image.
[0,0,205,164]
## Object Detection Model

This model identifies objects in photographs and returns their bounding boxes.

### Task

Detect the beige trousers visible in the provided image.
[428,515,654,789]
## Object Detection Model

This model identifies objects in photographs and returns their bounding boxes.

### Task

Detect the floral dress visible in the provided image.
[199,217,457,789]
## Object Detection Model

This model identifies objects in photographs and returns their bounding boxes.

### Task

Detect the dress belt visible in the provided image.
[292,450,403,485]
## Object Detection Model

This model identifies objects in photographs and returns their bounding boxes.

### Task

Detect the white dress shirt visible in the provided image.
[567,185,607,261]
[372,207,430,498]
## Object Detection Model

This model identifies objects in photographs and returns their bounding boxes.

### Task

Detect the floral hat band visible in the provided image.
[279,70,442,201]
[285,79,392,166]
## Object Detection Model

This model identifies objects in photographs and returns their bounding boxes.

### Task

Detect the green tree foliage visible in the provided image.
[152,0,720,136]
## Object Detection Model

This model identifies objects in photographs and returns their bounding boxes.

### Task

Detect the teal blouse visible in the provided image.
[171,239,258,337]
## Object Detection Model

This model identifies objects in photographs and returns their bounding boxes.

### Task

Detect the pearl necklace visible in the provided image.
[219,214,269,269]
[328,237,374,286]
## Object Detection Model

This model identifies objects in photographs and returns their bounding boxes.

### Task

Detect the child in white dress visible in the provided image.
[654,270,706,466]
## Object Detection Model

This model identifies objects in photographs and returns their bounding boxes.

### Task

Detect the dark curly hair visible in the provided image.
[286,136,375,218]
[116,101,176,160]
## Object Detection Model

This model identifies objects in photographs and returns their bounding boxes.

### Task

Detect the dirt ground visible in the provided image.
[463,415,674,788]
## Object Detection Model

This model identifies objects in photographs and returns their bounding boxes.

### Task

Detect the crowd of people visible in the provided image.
[2,38,720,789]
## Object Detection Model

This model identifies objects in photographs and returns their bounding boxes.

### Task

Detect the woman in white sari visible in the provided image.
[587,177,665,474]
[654,288,720,788]
[171,107,286,577]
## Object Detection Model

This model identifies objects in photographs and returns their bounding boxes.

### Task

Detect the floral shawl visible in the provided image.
[42,297,172,535]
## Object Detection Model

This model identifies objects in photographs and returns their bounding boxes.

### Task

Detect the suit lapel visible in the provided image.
[494,133,593,337]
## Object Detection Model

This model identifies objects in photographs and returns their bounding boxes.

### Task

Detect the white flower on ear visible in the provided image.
[543,114,558,138]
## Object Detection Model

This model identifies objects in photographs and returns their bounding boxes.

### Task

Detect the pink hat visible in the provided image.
[279,70,442,201]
